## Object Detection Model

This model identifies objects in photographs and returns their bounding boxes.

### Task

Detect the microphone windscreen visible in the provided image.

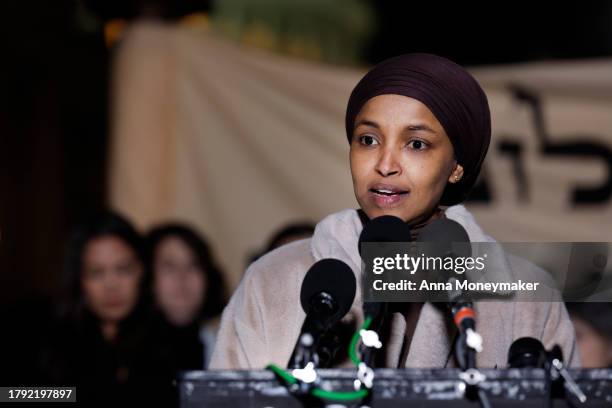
[358,215,412,255]
[417,219,471,262]
[300,259,356,321]
[417,218,469,243]
[507,337,546,368]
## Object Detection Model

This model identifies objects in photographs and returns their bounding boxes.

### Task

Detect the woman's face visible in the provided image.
[81,236,143,324]
[350,94,463,224]
[153,236,207,327]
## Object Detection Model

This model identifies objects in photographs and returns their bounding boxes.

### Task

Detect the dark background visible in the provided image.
[1,0,612,313]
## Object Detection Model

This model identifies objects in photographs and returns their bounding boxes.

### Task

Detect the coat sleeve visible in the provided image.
[209,239,312,370]
[507,254,581,368]
[541,301,581,368]
[209,265,268,369]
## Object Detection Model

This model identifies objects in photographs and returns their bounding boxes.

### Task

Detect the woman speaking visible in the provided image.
[210,54,578,369]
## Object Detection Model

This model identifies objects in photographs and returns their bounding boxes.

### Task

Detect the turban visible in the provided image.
[345,53,491,206]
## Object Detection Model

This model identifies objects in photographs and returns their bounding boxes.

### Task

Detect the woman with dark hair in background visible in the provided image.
[264,223,316,253]
[42,211,170,406]
[147,224,227,370]
[247,222,315,266]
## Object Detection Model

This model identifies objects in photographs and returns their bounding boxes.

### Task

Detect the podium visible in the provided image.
[178,368,612,407]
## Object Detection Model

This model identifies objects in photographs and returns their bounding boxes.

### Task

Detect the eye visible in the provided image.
[359,135,379,146]
[116,260,137,276]
[85,268,104,279]
[407,139,428,150]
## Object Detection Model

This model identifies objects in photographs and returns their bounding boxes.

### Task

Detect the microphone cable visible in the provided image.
[266,316,376,402]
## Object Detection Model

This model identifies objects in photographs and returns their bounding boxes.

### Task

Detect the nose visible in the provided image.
[375,147,401,177]
[103,272,120,292]
[176,267,191,283]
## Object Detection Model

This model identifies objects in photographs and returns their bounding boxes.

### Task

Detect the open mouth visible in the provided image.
[369,188,408,196]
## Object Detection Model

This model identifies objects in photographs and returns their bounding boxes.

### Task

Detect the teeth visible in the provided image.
[372,188,408,196]
[374,189,397,195]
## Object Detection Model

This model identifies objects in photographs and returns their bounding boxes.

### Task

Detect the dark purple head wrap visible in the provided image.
[345,53,491,206]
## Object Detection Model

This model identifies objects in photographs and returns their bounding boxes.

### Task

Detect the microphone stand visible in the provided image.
[448,280,489,408]
[544,345,587,407]
[451,301,480,370]
[289,292,336,371]
[360,301,387,367]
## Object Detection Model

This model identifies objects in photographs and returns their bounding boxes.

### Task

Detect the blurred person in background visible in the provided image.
[566,303,612,368]
[147,224,227,370]
[247,222,315,266]
[42,211,171,406]
[264,222,316,252]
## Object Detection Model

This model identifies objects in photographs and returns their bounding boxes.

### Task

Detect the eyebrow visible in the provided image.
[405,124,437,134]
[354,119,381,130]
[354,119,438,135]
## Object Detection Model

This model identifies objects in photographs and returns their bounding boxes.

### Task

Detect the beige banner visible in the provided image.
[109,22,612,289]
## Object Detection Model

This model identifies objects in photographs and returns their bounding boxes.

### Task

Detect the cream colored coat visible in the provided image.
[210,206,579,369]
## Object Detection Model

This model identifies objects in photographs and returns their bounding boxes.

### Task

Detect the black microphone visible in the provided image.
[358,215,413,254]
[288,258,356,369]
[507,337,547,368]
[507,338,586,403]
[418,219,477,369]
[358,215,412,366]
[417,218,472,305]
[417,218,470,265]
[359,215,412,319]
